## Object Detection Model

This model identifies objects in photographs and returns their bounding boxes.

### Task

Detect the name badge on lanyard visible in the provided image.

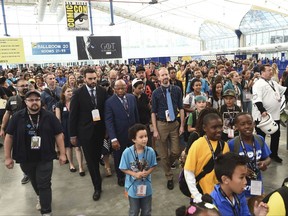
[31,136,41,149]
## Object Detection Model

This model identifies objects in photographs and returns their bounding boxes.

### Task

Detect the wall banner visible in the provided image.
[76,36,122,60]
[0,38,25,63]
[65,1,89,31]
[31,42,71,55]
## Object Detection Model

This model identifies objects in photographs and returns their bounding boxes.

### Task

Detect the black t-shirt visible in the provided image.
[25,113,41,162]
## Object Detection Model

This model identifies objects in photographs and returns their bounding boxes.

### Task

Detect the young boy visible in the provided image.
[229,113,271,198]
[184,113,230,203]
[220,89,242,141]
[211,152,269,216]
[119,124,157,216]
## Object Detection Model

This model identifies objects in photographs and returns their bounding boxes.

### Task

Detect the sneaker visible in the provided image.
[167,179,174,190]
[36,196,41,211]
[21,175,30,184]
[271,155,283,163]
[42,213,52,216]
[171,162,176,170]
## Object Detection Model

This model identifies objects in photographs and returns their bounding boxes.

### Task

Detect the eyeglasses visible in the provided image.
[26,98,41,102]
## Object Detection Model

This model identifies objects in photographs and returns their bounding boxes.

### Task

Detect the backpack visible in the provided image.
[183,111,197,142]
[262,186,288,212]
[232,135,264,153]
[179,140,224,197]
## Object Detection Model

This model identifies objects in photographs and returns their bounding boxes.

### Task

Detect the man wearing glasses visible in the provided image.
[4,90,66,216]
[0,79,30,184]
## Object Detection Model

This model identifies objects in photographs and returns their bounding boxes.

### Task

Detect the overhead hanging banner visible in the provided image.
[65,1,89,31]
[0,38,25,63]
[76,36,122,60]
[31,42,71,55]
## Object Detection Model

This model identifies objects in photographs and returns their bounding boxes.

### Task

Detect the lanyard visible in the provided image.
[28,113,40,134]
[160,85,172,100]
[262,78,276,92]
[219,187,240,216]
[239,136,257,173]
[227,106,236,127]
[204,135,222,160]
[133,146,148,172]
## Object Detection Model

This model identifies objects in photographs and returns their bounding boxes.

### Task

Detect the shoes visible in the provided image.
[70,167,77,172]
[271,155,283,163]
[21,175,30,184]
[167,180,174,190]
[171,162,177,170]
[93,190,101,201]
[105,168,112,177]
[36,196,41,211]
[117,178,125,187]
[79,171,85,177]
[42,213,52,216]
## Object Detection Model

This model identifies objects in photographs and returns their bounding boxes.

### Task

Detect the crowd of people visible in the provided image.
[1,57,288,216]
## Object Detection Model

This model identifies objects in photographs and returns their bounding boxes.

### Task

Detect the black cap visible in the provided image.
[25,90,41,99]
[136,66,145,73]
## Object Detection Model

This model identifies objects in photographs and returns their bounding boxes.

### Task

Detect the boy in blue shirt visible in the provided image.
[119,124,157,216]
[211,152,269,216]
[229,112,271,198]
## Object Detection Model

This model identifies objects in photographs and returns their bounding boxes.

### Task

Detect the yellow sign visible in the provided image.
[65,1,89,31]
[0,38,25,63]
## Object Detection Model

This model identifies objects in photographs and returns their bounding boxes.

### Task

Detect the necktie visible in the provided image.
[166,88,175,121]
[122,96,128,111]
[90,89,96,107]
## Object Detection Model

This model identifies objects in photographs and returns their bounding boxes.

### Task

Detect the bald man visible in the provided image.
[105,79,139,186]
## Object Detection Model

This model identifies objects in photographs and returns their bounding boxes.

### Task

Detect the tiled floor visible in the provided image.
[0,126,287,216]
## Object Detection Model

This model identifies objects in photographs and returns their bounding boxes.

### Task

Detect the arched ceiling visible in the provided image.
[2,0,288,40]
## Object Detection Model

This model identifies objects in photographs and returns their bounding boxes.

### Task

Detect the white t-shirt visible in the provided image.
[252,78,286,121]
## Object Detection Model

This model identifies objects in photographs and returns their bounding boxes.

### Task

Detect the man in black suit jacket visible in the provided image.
[69,68,108,201]
[105,79,139,186]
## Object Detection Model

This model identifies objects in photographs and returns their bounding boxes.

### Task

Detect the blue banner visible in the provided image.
[31,42,71,55]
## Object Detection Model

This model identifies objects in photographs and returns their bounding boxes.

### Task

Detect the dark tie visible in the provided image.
[90,89,96,107]
[122,96,128,111]
[166,88,175,121]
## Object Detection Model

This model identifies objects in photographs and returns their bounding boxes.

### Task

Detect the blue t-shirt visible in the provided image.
[211,184,251,216]
[119,146,157,198]
[228,135,271,197]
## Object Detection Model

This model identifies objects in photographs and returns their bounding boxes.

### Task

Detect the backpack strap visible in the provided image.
[253,134,264,148]
[233,136,240,153]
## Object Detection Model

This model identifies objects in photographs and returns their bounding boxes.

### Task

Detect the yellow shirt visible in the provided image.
[176,70,185,94]
[184,137,230,194]
[267,192,286,216]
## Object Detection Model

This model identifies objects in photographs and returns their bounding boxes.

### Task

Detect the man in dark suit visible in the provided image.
[105,79,139,186]
[69,68,108,201]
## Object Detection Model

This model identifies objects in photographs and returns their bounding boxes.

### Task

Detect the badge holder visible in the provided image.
[31,136,41,149]
[92,109,101,122]
[136,185,147,197]
[165,110,171,122]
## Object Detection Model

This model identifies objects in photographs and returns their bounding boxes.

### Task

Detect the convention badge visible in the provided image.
[136,185,147,197]
[91,109,101,122]
[236,99,241,107]
[63,107,67,111]
[244,91,252,100]
[31,136,41,150]
[274,92,280,101]
[10,101,17,105]
[228,128,234,138]
[250,180,262,196]
[165,110,171,122]
[149,124,154,132]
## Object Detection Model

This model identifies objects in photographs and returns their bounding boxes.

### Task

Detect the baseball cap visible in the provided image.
[25,90,41,99]
[132,78,143,87]
[136,66,145,73]
[194,95,207,102]
[223,89,236,98]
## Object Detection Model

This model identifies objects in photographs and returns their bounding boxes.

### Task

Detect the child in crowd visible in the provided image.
[183,79,207,113]
[228,113,271,198]
[209,81,224,112]
[175,194,220,216]
[184,113,230,203]
[186,95,207,146]
[211,152,269,216]
[119,124,157,216]
[220,89,241,141]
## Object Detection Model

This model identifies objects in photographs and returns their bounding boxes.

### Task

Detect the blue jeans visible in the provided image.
[20,161,53,214]
[242,101,252,114]
[128,195,152,216]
